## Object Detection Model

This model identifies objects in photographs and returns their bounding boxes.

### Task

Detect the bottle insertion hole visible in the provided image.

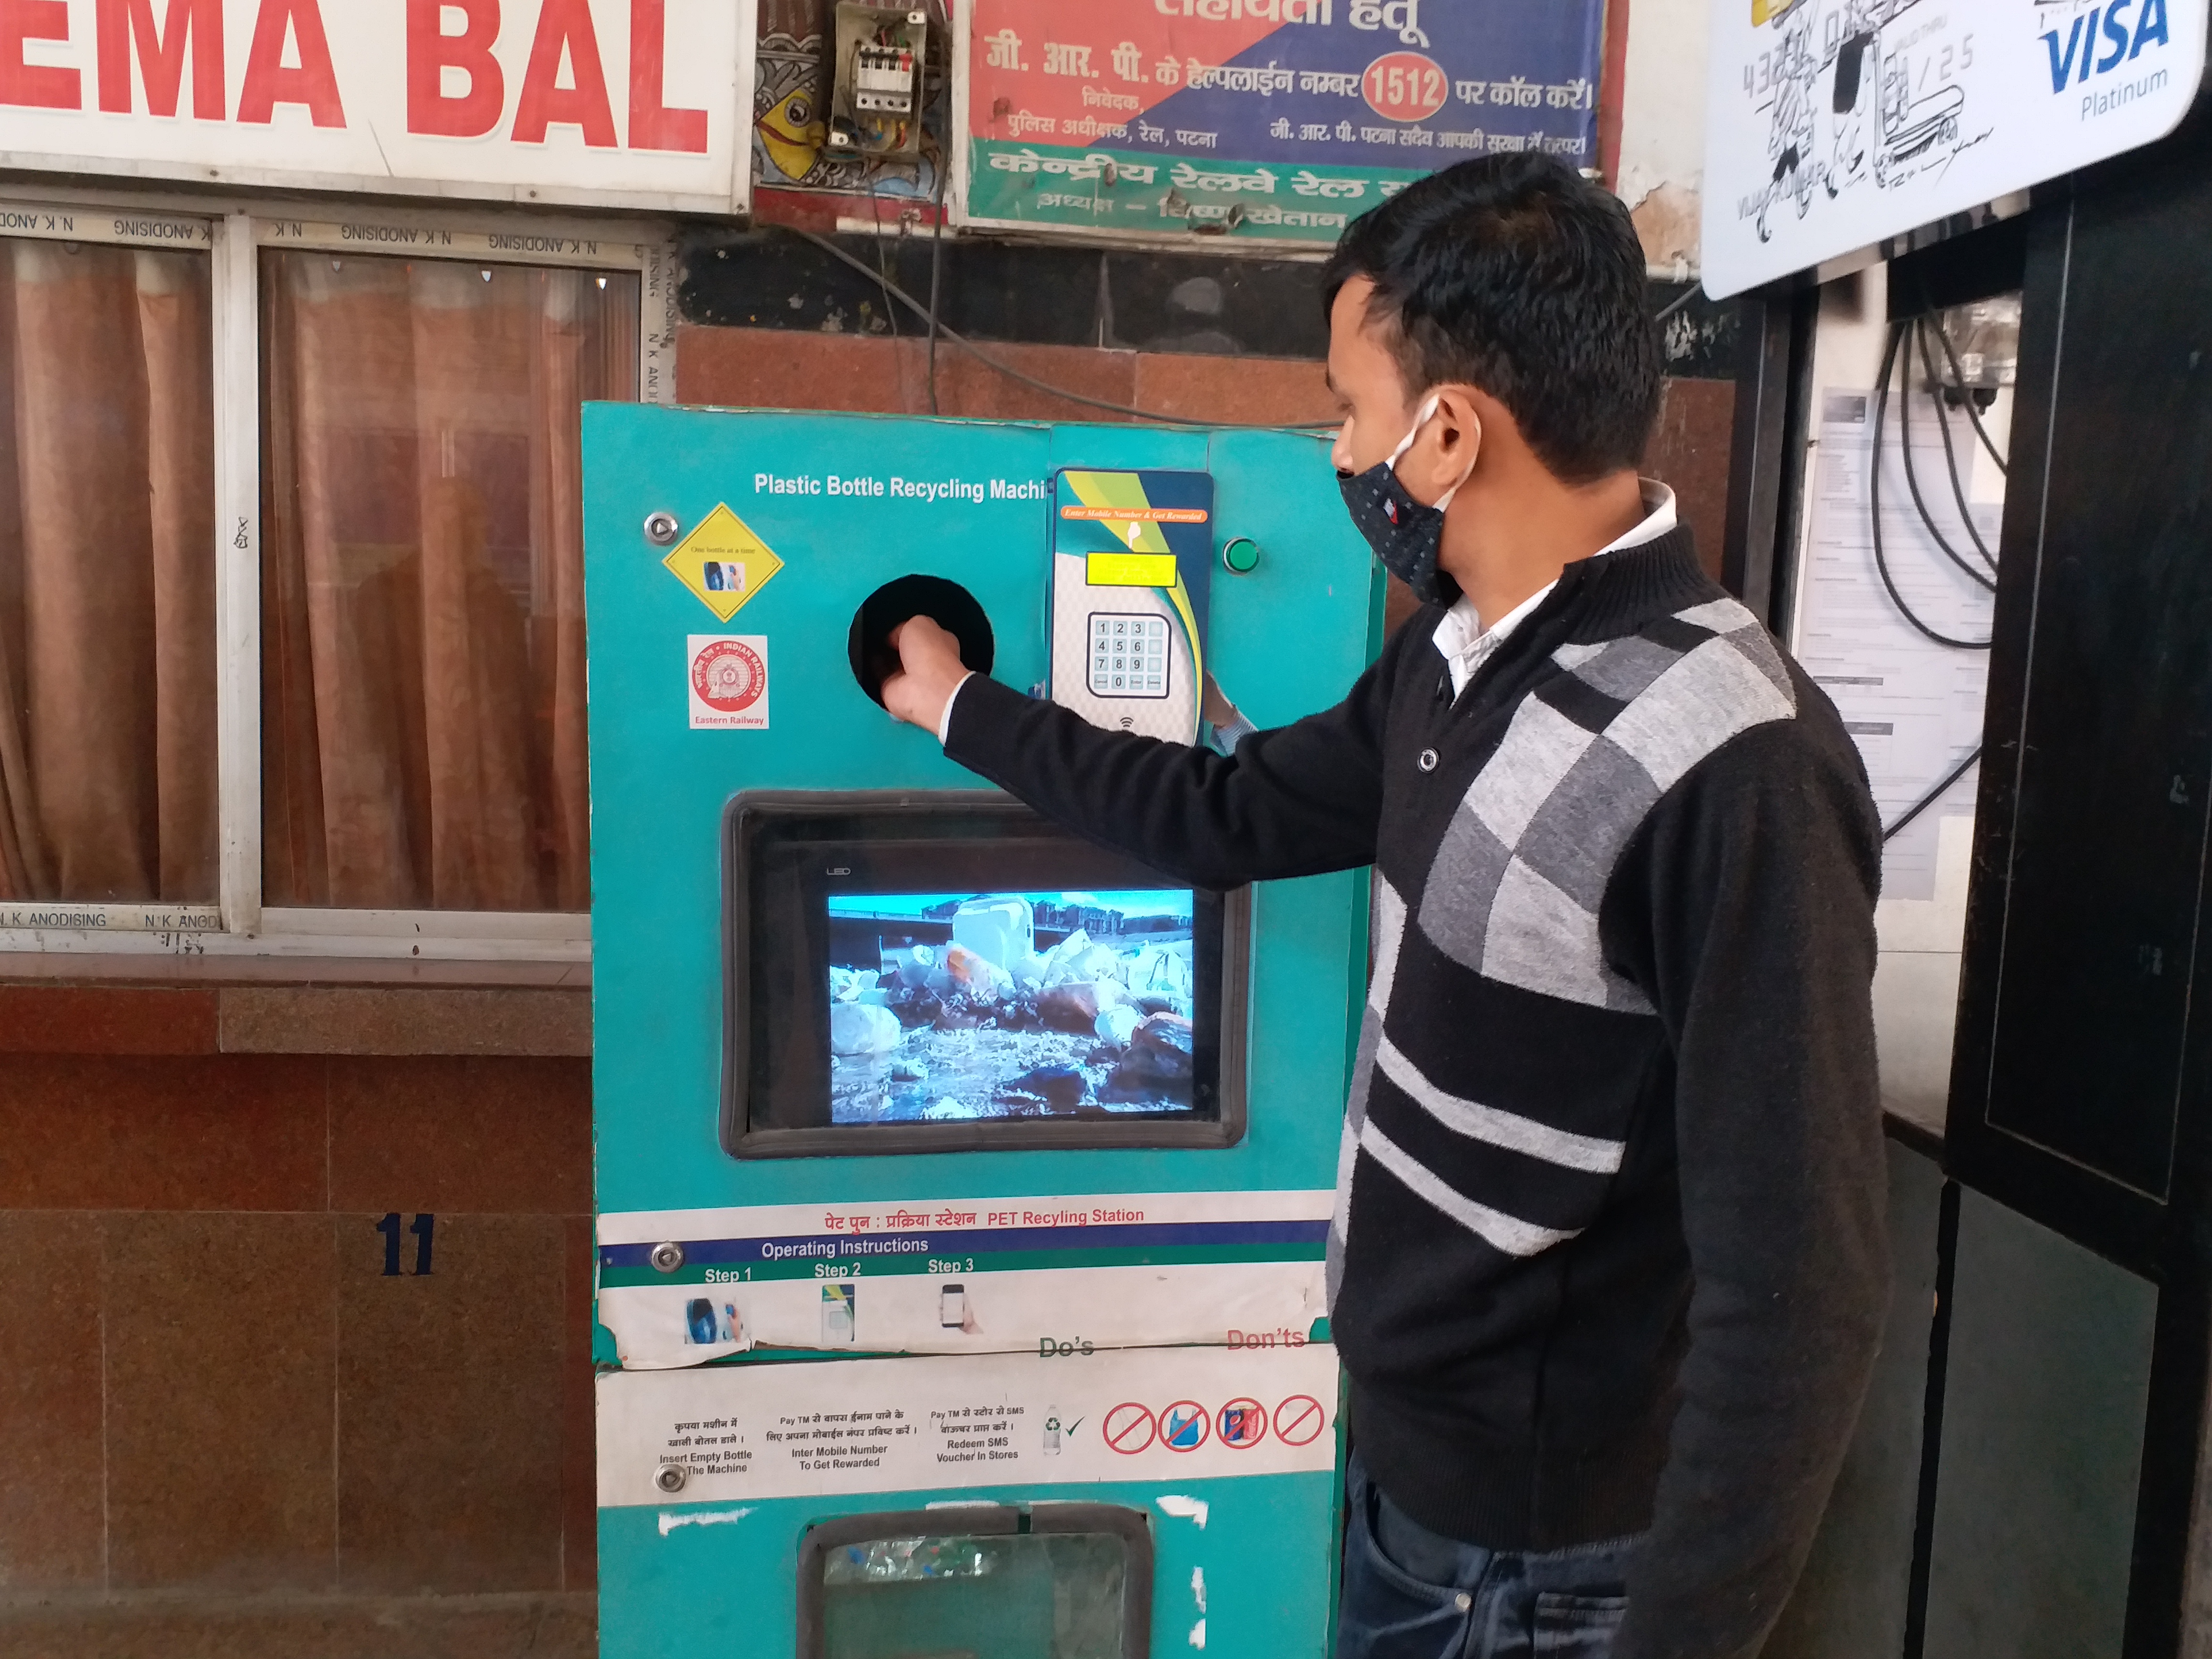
[848,575,996,709]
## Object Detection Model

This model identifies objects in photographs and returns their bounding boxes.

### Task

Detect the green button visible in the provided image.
[1221,536,1260,575]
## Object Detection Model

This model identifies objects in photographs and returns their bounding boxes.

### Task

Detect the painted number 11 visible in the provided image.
[376,1212,435,1277]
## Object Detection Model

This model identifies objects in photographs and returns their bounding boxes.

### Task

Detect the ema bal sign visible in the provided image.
[0,0,755,213]
[1700,0,2208,299]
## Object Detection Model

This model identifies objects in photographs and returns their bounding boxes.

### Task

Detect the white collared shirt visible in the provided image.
[1431,480,1677,698]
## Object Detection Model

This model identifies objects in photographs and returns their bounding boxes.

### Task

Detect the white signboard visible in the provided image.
[597,1343,1342,1507]
[0,0,755,215]
[1702,0,2207,298]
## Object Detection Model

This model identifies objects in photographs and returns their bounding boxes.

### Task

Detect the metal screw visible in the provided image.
[906,8,926,22]
[650,1240,685,1273]
[655,1463,689,1494]
[1418,749,1439,773]
[644,511,681,546]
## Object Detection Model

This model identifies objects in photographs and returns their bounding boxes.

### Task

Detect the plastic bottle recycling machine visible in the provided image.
[581,407,1381,1659]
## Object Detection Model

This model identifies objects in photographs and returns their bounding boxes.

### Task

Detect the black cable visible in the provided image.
[779,223,1334,430]
[1884,743,1982,841]
[863,177,908,413]
[926,139,948,416]
[1925,309,2008,476]
[1868,322,1993,649]
[1653,285,1700,326]
[1894,329,1996,590]
[1915,320,2000,575]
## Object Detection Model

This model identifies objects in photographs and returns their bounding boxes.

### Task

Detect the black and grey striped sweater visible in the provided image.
[945,527,1887,1659]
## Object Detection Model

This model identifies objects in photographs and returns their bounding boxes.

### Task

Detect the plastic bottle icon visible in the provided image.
[822,1282,856,1346]
[685,1298,717,1346]
[1044,1408,1062,1455]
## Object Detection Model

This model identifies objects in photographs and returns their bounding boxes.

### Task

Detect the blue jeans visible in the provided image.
[1336,1454,1639,1659]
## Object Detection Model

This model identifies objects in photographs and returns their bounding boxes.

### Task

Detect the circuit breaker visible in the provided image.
[828,4,928,160]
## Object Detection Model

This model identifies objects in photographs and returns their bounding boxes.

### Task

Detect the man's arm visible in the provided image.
[880,614,1405,888]
[1606,721,1889,1659]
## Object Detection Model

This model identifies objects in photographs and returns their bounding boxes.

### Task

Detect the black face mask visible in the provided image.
[1336,396,1474,606]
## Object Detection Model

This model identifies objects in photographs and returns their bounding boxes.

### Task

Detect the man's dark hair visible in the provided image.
[1322,154,1662,484]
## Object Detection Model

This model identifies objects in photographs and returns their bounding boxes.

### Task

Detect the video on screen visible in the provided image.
[826,890,1198,1123]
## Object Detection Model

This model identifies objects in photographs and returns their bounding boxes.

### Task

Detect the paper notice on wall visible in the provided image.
[596,1189,1332,1369]
[1796,386,2001,902]
[596,1341,1340,1508]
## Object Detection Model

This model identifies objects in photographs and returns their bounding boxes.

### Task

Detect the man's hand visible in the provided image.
[881,614,973,735]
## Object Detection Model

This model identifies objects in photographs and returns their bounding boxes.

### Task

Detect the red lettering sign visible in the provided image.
[0,0,80,109]
[237,0,343,127]
[513,0,615,147]
[407,0,502,137]
[627,0,703,153]
[97,0,223,120]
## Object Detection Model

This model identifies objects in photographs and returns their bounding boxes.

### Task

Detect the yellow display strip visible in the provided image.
[1086,551,1179,588]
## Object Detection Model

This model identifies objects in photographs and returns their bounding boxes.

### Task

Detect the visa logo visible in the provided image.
[2044,0,2172,90]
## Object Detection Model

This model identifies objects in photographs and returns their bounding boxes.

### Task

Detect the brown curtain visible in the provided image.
[0,240,217,904]
[261,252,637,912]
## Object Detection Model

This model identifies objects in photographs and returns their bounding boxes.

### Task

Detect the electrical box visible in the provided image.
[828,4,928,161]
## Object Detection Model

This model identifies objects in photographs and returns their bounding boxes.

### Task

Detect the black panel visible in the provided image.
[1884,215,2028,324]
[677,226,1741,376]
[1949,108,2212,1267]
[1720,282,1817,628]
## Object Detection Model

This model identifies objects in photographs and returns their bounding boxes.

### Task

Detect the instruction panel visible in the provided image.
[1796,386,1997,902]
[597,1341,1340,1507]
[596,1188,1332,1368]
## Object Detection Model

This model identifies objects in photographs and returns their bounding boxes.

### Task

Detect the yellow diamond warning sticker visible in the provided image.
[663,504,785,622]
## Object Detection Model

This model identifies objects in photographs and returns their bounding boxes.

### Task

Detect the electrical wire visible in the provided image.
[1653,285,1700,325]
[779,222,1335,430]
[1868,321,1993,649]
[926,144,947,415]
[1925,309,2008,476]
[1863,309,2000,837]
[1914,320,2001,575]
[1884,742,1983,842]
[1894,328,1996,590]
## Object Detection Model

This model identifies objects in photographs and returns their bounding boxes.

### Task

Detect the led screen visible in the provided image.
[826,889,1198,1123]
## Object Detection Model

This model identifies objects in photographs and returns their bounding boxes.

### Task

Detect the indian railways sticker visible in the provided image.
[688,636,769,730]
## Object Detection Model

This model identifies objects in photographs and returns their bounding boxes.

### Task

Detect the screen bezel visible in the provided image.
[721,790,1250,1158]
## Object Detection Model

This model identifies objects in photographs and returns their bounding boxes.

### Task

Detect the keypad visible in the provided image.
[1088,613,1170,698]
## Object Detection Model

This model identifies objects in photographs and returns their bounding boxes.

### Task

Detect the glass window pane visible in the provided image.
[0,239,216,904]
[259,251,638,912]
[819,1532,1134,1659]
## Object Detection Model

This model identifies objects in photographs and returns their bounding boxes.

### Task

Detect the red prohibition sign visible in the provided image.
[1103,1402,1157,1455]
[1218,1397,1267,1449]
[1274,1394,1327,1447]
[1161,1400,1210,1452]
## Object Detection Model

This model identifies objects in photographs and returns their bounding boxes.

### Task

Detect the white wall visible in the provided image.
[1614,0,1709,277]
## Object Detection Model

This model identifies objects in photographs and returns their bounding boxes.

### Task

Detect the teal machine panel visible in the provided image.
[582,407,1379,1659]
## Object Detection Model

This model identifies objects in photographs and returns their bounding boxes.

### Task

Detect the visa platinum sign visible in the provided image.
[1701,0,2207,299]
[0,0,756,215]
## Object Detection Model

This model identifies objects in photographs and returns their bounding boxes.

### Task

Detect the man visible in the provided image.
[882,155,1887,1659]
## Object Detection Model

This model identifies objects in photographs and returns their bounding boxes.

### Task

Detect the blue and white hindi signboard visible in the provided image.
[957,0,1608,246]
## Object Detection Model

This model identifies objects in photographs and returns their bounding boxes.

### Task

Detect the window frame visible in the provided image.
[0,182,677,970]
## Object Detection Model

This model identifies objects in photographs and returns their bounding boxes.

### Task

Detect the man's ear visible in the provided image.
[1411,385,1484,495]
